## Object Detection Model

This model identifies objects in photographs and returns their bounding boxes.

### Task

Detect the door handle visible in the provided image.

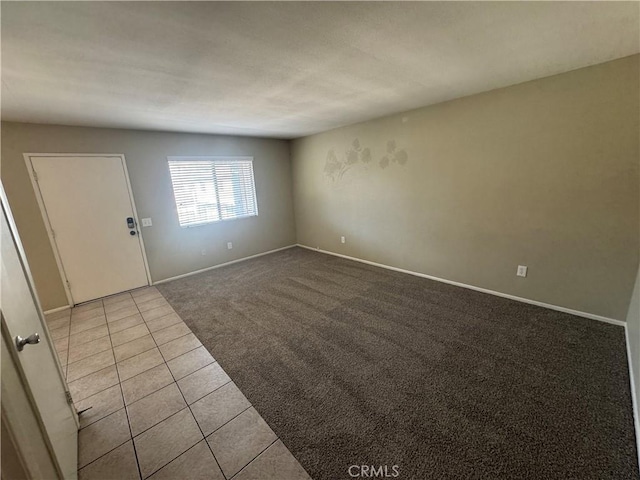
[15,333,40,351]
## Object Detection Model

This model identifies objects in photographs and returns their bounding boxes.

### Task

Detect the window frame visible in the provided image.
[167,155,259,228]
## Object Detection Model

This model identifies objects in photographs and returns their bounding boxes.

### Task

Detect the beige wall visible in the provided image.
[292,55,640,320]
[1,123,296,310]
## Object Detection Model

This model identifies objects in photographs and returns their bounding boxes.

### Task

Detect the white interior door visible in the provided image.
[1,189,78,479]
[30,155,149,304]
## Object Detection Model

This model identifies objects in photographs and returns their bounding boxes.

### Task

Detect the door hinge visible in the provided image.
[32,169,38,182]
[66,280,71,290]
[65,391,73,404]
[51,229,55,239]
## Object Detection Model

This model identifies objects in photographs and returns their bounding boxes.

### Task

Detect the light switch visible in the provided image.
[141,218,153,227]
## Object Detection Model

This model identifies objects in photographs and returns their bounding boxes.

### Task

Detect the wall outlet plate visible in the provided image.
[341,236,346,244]
[517,265,528,277]
[227,242,233,250]
[141,218,152,227]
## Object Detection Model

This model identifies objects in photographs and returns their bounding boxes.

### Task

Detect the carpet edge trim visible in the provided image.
[152,244,297,285]
[296,244,625,326]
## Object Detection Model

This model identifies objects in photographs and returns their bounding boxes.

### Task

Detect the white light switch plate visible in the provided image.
[141,218,153,227]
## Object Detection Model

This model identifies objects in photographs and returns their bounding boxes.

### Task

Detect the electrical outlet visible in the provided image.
[341,236,346,244]
[201,249,206,256]
[141,218,153,227]
[227,242,233,250]
[517,265,528,277]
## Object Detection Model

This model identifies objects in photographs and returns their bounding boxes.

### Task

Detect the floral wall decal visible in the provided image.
[379,140,408,169]
[324,138,408,182]
[323,138,372,181]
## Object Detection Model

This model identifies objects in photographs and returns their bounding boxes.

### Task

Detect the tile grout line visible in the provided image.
[106,295,145,480]
[207,404,253,440]
[71,302,176,338]
[74,305,140,473]
[69,338,208,406]
[69,314,108,328]
[66,352,115,384]
[157,338,201,361]
[229,437,279,480]
[70,306,105,318]
[67,312,189,374]
[181,377,232,409]
[74,386,123,431]
[146,439,212,477]
[67,345,113,370]
[104,292,170,315]
[77,430,131,473]
[114,373,233,439]
[132,291,231,480]
[162,355,215,381]
[75,299,137,474]
[75,397,124,430]
[67,336,111,361]
[126,288,201,480]
[134,295,219,479]
[68,365,120,404]
[68,326,109,342]
[117,358,223,412]
[70,307,104,319]
[123,384,186,439]
[152,330,193,348]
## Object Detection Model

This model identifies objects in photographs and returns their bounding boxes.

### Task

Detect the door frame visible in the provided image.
[23,153,152,306]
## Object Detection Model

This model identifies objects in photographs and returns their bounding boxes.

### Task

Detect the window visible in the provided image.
[168,157,258,227]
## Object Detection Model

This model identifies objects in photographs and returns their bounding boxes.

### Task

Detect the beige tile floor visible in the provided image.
[45,286,311,480]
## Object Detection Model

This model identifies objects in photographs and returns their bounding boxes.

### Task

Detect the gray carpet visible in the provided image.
[157,247,639,480]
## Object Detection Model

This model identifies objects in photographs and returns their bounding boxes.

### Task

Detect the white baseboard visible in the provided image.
[153,245,297,285]
[297,244,625,326]
[625,324,640,472]
[43,305,71,315]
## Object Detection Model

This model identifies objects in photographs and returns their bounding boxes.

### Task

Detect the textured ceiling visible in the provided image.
[2,2,639,139]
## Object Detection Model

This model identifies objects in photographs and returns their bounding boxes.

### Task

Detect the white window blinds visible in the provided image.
[168,157,258,227]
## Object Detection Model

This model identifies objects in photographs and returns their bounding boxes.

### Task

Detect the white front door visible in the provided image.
[29,155,149,304]
[1,189,78,479]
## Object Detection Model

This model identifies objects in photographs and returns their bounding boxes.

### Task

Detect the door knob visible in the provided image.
[16,333,40,352]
